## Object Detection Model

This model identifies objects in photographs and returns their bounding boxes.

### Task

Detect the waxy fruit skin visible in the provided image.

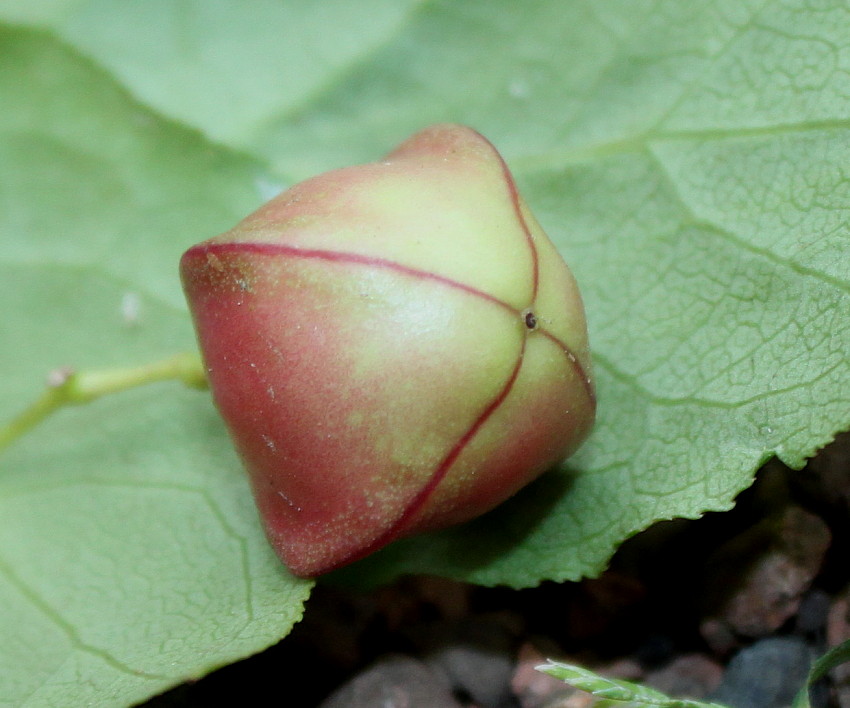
[180,124,595,577]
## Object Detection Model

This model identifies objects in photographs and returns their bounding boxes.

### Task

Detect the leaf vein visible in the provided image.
[593,351,848,411]
[0,552,171,682]
[645,148,850,297]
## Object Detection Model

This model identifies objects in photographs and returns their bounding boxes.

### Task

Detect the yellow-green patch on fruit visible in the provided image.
[180,124,595,577]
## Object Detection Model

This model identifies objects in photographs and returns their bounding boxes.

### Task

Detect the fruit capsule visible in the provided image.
[180,124,595,577]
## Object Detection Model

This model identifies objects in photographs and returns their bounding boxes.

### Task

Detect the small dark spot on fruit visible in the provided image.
[523,309,538,330]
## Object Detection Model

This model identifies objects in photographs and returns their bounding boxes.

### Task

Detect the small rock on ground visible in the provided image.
[828,586,850,708]
[644,653,723,699]
[702,506,831,642]
[426,617,518,708]
[319,654,462,708]
[708,636,813,708]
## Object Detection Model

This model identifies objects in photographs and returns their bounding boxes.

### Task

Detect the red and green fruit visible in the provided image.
[180,124,595,577]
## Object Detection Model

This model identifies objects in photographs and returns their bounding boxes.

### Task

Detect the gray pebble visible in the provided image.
[709,636,813,708]
[319,654,462,708]
[426,618,518,708]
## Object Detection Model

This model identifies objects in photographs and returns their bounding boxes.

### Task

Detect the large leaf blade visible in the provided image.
[2,4,850,704]
[0,27,311,707]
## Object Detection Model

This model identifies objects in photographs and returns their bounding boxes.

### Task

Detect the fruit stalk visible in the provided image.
[0,352,207,454]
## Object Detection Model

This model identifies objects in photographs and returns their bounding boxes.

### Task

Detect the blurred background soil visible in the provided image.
[144,432,850,708]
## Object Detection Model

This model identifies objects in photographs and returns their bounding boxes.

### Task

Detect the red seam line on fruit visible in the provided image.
[540,329,597,414]
[322,339,528,574]
[473,133,588,412]
[186,241,595,412]
[187,241,519,315]
[476,129,540,300]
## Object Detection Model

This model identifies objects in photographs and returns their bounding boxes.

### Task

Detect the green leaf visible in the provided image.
[538,660,729,708]
[538,639,850,708]
[793,639,850,708]
[10,0,426,157]
[3,0,850,702]
[0,26,311,707]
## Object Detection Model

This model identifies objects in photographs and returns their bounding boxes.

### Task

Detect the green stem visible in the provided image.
[0,351,208,454]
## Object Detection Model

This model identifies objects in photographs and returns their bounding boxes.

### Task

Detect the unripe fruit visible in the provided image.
[180,124,595,577]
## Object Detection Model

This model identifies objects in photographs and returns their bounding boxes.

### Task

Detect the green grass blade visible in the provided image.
[793,638,850,708]
[537,660,729,708]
